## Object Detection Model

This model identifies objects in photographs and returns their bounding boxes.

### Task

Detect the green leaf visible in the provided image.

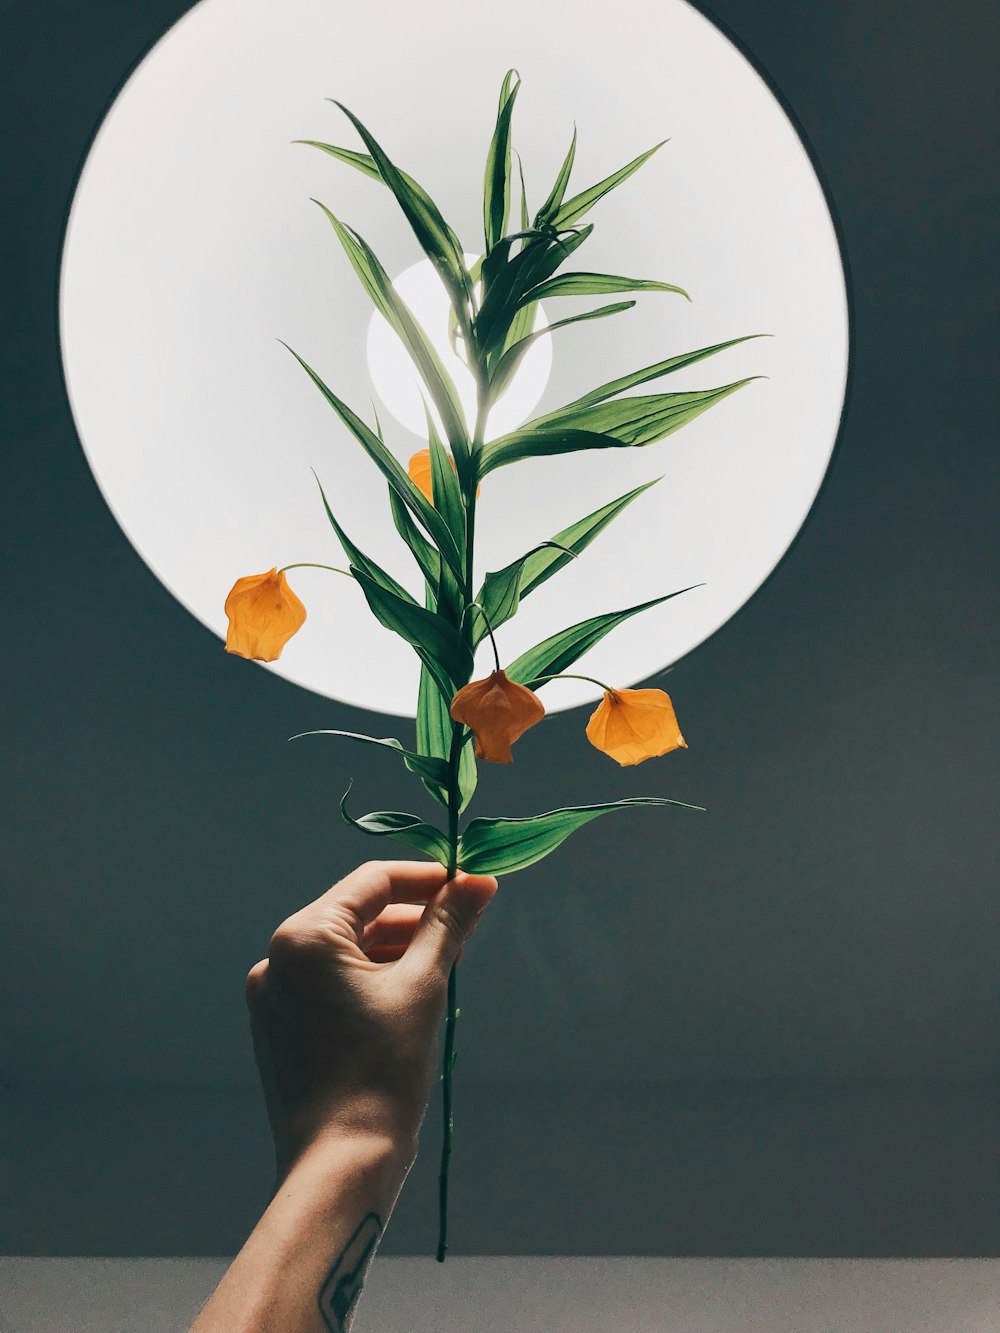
[420,406,467,628]
[529,380,757,445]
[476,225,593,365]
[551,140,667,229]
[483,69,521,252]
[517,271,689,307]
[312,469,416,604]
[448,252,484,361]
[289,728,450,786]
[351,569,473,700]
[312,201,469,457]
[517,152,529,231]
[416,662,478,812]
[558,335,766,411]
[389,485,440,587]
[535,126,577,226]
[480,380,758,473]
[486,155,538,368]
[473,541,577,645]
[340,784,450,864]
[458,796,703,875]
[292,139,382,180]
[489,301,635,400]
[280,342,466,581]
[471,477,660,645]
[424,403,466,546]
[478,426,627,475]
[328,102,475,337]
[506,587,698,691]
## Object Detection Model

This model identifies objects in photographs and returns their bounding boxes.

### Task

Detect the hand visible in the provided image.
[245,860,498,1179]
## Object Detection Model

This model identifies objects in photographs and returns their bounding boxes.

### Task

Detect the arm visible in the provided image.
[190,859,498,1333]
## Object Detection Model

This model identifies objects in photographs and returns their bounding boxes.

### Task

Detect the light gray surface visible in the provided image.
[2,1258,999,1333]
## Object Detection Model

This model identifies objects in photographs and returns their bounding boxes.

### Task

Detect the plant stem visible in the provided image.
[275,562,351,577]
[436,391,488,1263]
[534,671,619,695]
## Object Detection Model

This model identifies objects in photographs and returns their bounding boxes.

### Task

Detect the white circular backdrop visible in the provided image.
[60,0,848,717]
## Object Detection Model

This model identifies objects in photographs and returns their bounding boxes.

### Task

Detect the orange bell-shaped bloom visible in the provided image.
[224,568,306,662]
[585,687,687,767]
[408,448,480,503]
[450,669,544,763]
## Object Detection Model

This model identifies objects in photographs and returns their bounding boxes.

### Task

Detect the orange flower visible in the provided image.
[224,568,306,662]
[585,687,687,767]
[450,669,544,763]
[408,449,480,503]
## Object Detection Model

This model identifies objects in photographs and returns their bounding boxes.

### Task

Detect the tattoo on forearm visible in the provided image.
[318,1212,384,1332]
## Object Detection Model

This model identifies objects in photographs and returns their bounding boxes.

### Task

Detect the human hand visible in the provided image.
[245,860,499,1180]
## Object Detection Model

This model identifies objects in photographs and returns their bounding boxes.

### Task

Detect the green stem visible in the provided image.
[275,562,351,577]
[436,390,488,1264]
[534,671,619,695]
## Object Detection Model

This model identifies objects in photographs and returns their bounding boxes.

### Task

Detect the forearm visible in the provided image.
[191,1132,414,1333]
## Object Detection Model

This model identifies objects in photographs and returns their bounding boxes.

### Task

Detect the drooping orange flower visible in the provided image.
[224,568,306,662]
[408,449,480,503]
[585,687,687,767]
[450,669,545,763]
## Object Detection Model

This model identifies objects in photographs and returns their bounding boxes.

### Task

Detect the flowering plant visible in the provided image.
[225,71,759,1259]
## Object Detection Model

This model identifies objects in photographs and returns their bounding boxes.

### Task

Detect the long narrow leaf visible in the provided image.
[556,335,766,411]
[312,469,416,604]
[489,301,635,399]
[416,662,478,812]
[422,406,467,629]
[551,140,667,229]
[312,201,469,454]
[329,102,475,329]
[507,587,699,691]
[352,569,473,699]
[280,342,465,580]
[458,796,704,875]
[535,126,577,226]
[293,139,382,180]
[478,427,628,475]
[471,477,660,645]
[289,729,450,786]
[340,784,450,864]
[528,380,757,445]
[493,153,537,366]
[476,226,593,364]
[424,403,466,547]
[474,540,577,643]
[481,381,757,473]
[389,485,440,587]
[517,271,689,307]
[483,70,521,251]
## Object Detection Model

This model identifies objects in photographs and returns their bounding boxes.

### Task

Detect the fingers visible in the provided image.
[359,903,425,951]
[282,861,451,948]
[396,871,498,983]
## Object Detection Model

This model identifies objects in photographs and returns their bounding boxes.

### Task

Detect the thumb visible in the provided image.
[401,871,498,981]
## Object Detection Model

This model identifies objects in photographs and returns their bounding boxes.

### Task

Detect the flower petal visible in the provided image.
[407,449,434,502]
[450,669,544,763]
[586,688,686,766]
[224,568,307,662]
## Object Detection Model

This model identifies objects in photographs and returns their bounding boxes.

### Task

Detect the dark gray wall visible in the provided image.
[1,0,997,1256]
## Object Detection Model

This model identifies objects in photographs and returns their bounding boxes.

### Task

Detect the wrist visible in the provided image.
[279,1115,418,1191]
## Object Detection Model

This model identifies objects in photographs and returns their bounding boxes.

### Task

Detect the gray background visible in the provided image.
[1,0,997,1257]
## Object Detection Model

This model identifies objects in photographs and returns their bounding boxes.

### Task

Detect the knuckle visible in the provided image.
[427,901,467,947]
[267,920,316,964]
[244,959,269,1009]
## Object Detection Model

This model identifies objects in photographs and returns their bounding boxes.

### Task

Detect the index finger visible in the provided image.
[305,860,451,936]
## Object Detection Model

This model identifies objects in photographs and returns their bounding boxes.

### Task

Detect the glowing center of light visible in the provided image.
[366,253,552,439]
